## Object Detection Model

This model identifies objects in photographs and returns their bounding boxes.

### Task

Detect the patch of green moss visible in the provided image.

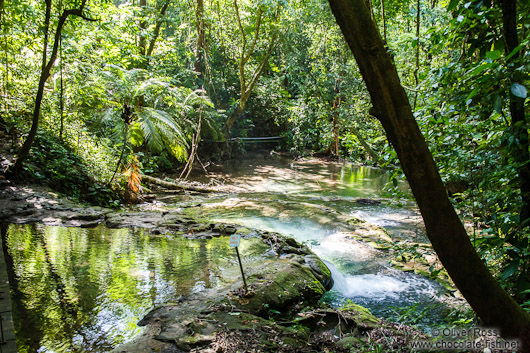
[229,259,326,316]
[347,217,366,226]
[340,303,380,329]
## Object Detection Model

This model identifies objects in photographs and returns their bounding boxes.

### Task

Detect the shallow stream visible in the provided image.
[3,158,450,352]
[182,159,446,323]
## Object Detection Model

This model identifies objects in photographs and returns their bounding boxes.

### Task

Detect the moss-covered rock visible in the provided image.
[304,254,333,290]
[344,217,393,249]
[221,258,328,317]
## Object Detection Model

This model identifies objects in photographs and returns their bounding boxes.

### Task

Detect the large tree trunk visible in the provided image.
[327,0,530,344]
[499,0,530,226]
[224,104,245,138]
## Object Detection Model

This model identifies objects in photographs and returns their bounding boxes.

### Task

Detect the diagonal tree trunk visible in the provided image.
[138,0,147,57]
[194,0,205,80]
[146,0,171,58]
[9,0,96,176]
[327,0,530,345]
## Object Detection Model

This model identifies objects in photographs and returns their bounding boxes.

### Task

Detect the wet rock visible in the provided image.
[345,217,393,248]
[356,198,381,205]
[222,225,237,235]
[221,259,329,317]
[105,211,162,229]
[66,212,104,221]
[304,254,333,290]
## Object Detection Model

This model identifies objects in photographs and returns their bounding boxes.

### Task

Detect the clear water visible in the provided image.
[2,224,268,352]
[3,158,448,352]
[184,159,446,323]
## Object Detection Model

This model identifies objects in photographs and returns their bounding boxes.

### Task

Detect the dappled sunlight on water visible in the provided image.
[191,158,403,198]
[4,224,267,352]
[188,159,445,326]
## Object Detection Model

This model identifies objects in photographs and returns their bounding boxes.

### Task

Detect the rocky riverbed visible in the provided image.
[0,181,435,352]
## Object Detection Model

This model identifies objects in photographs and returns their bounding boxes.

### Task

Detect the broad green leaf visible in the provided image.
[511,83,527,98]
[493,94,502,114]
[447,0,459,11]
[468,63,492,76]
[506,44,524,61]
[466,87,479,101]
[486,50,501,60]
[500,261,519,281]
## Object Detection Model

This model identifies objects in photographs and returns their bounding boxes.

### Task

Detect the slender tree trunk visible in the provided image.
[195,0,205,80]
[223,1,277,140]
[332,95,341,156]
[9,0,95,175]
[224,104,245,138]
[59,33,64,139]
[11,0,52,175]
[413,0,421,109]
[180,96,203,180]
[223,35,276,138]
[328,0,530,344]
[138,0,147,57]
[1,0,8,114]
[380,0,386,43]
[0,0,4,25]
[351,129,379,163]
[42,0,52,70]
[146,1,171,58]
[499,0,530,226]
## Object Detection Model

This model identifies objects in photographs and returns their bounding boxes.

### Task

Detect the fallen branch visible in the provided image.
[141,174,221,193]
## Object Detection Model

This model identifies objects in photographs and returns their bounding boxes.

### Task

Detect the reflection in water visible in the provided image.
[193,158,403,198]
[4,225,266,352]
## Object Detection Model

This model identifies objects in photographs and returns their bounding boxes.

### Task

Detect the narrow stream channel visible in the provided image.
[3,158,450,352]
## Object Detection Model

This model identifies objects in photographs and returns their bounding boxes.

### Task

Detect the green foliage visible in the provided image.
[409,0,530,300]
[22,130,116,205]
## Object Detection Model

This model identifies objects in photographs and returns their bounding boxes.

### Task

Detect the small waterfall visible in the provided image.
[323,260,350,294]
[324,260,439,301]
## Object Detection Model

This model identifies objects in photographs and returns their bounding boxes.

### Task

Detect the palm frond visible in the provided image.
[136,109,165,153]
[136,107,189,156]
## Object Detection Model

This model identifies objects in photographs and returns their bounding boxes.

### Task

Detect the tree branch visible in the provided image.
[10,0,97,174]
[234,0,247,91]
[246,33,277,96]
[241,8,262,66]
